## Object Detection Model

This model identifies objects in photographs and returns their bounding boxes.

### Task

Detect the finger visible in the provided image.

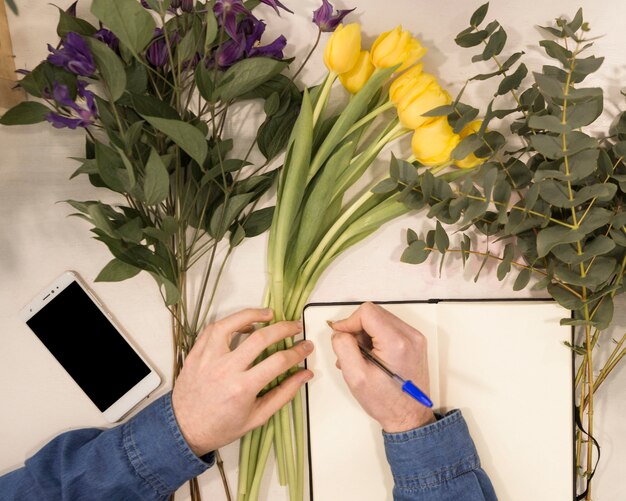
[250,370,313,429]
[330,302,418,350]
[233,320,302,366]
[200,308,274,350]
[330,331,369,388]
[247,341,314,390]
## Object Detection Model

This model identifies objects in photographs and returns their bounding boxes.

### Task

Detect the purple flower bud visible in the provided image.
[259,0,293,15]
[312,0,355,32]
[94,29,119,52]
[170,0,182,8]
[249,34,286,59]
[47,32,96,77]
[146,29,169,67]
[181,0,193,12]
[242,18,287,59]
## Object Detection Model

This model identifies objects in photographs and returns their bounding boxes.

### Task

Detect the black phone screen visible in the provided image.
[26,281,151,411]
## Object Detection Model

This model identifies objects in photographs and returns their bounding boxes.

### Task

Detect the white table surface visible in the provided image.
[1,1,625,500]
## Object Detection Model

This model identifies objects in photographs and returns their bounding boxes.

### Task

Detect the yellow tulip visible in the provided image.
[397,83,451,129]
[371,26,427,72]
[411,117,460,166]
[324,23,362,74]
[339,50,375,94]
[455,120,484,169]
[389,67,438,106]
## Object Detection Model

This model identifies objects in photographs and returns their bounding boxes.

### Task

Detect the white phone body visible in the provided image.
[20,271,161,422]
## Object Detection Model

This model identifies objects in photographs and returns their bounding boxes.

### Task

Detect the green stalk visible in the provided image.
[293,389,305,501]
[247,420,275,501]
[280,405,297,500]
[247,426,264,492]
[237,433,252,499]
[342,100,395,139]
[312,72,337,126]
[273,413,288,486]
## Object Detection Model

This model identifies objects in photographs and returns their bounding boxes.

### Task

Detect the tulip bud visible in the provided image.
[371,26,427,72]
[339,50,375,94]
[397,83,451,130]
[323,23,362,74]
[411,117,460,166]
[455,120,484,169]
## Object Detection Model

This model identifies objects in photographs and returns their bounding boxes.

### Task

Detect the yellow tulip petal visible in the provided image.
[411,117,460,166]
[339,50,375,94]
[324,23,362,74]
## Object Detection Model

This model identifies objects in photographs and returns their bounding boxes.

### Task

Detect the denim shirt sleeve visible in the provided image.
[383,409,498,501]
[0,392,213,501]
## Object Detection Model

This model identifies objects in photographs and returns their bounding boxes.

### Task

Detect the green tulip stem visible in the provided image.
[293,390,305,501]
[333,121,408,202]
[237,433,252,497]
[247,420,275,501]
[272,413,288,486]
[343,100,395,139]
[247,426,263,491]
[279,404,297,500]
[313,71,337,126]
[406,154,416,163]
[428,160,454,176]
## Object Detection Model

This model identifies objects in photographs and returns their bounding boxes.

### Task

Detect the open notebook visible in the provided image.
[303,300,574,501]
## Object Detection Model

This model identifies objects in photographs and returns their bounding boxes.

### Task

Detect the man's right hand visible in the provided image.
[329,302,435,433]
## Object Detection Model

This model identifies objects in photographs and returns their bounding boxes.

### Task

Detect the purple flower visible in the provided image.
[47,32,96,77]
[215,38,246,67]
[181,0,193,12]
[214,0,251,40]
[46,80,98,129]
[146,28,169,67]
[94,29,119,52]
[259,0,293,15]
[312,0,354,32]
[243,18,286,59]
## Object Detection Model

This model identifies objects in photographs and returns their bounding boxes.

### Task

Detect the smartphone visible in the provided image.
[20,271,161,422]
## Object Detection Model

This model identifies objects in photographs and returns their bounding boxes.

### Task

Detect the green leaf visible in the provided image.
[470,2,489,26]
[534,72,564,100]
[434,221,449,253]
[204,8,218,50]
[243,207,275,237]
[567,96,603,128]
[87,39,127,101]
[422,104,455,117]
[513,268,532,291]
[0,101,50,125]
[91,0,156,55]
[209,193,255,239]
[5,0,17,14]
[529,134,563,159]
[215,57,289,102]
[94,141,127,192]
[95,258,142,282]
[87,204,117,238]
[141,115,208,166]
[537,225,584,257]
[497,243,514,280]
[401,240,430,264]
[372,178,398,194]
[548,282,583,309]
[539,40,571,66]
[452,134,483,160]
[176,27,199,64]
[455,29,489,48]
[149,272,180,306]
[56,6,98,38]
[481,27,507,60]
[528,114,569,134]
[194,62,215,103]
[144,148,170,204]
[497,63,527,95]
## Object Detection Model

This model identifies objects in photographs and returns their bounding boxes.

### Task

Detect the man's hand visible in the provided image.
[172,308,313,457]
[330,302,435,433]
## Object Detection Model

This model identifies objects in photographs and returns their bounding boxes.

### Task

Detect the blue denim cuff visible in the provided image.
[121,392,214,498]
[383,409,481,490]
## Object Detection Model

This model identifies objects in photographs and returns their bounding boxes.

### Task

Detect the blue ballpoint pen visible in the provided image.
[358,344,433,408]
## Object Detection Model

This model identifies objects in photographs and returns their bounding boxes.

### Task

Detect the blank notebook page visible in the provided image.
[303,300,573,501]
